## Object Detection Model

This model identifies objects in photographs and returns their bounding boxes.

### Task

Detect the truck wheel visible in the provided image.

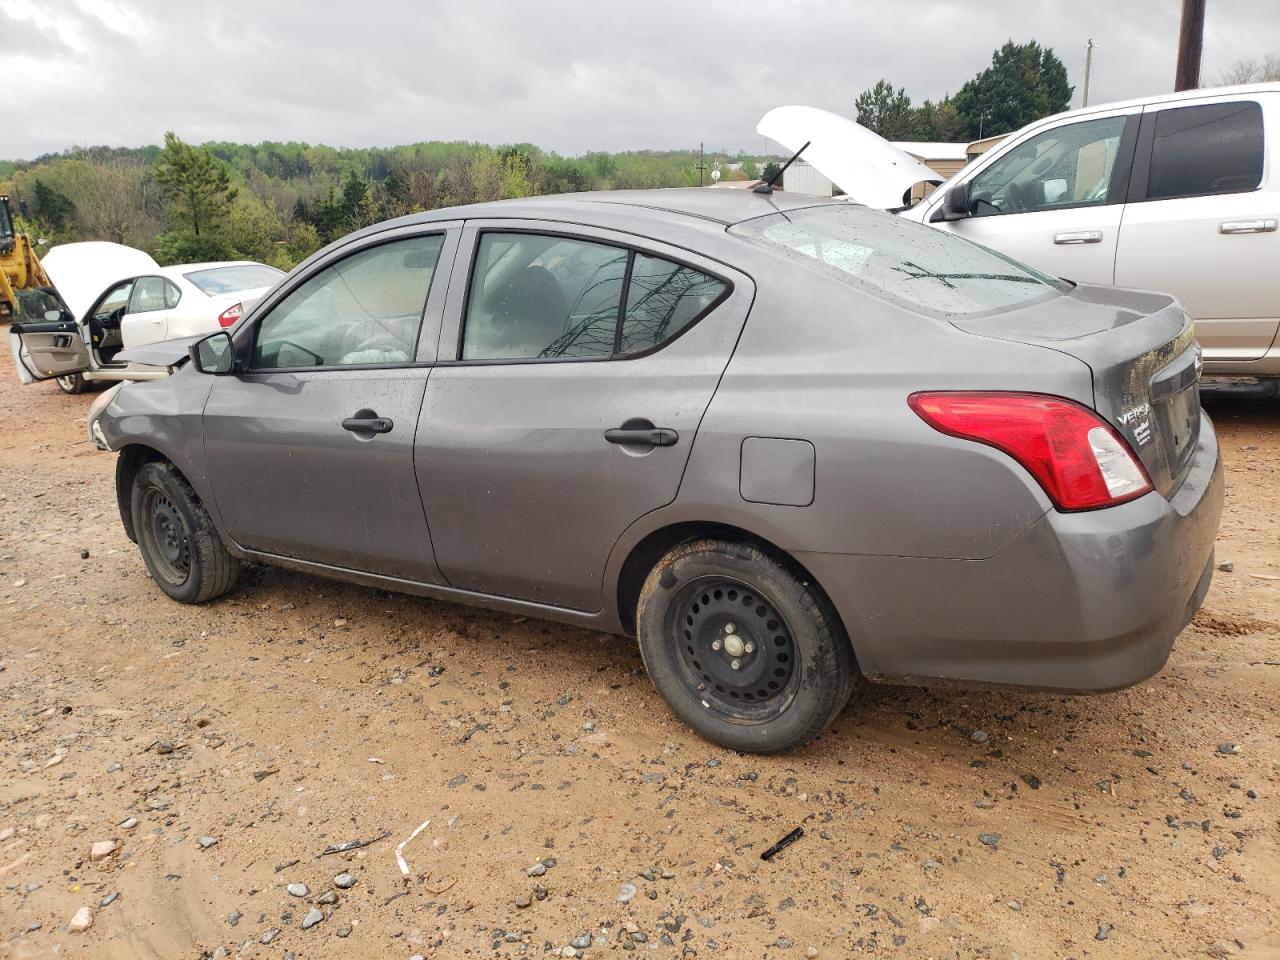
[636,539,856,754]
[56,373,89,395]
[131,461,239,604]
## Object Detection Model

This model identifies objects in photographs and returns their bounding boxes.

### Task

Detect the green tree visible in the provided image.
[953,41,1073,139]
[854,80,918,139]
[153,131,238,237]
[32,179,76,232]
[913,98,968,141]
[760,161,782,183]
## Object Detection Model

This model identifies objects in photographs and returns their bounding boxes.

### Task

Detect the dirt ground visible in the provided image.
[1,337,1277,960]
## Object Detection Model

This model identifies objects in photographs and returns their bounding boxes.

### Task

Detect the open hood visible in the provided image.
[42,242,159,323]
[757,105,942,208]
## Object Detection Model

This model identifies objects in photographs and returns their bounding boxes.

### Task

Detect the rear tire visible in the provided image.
[131,461,239,604]
[636,539,856,753]
[56,373,89,395]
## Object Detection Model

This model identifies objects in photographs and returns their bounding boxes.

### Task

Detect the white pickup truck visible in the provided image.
[762,83,1280,380]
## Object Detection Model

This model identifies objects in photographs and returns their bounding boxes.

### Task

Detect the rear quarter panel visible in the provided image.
[659,254,1097,562]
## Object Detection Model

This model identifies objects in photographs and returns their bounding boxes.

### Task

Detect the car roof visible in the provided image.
[159,261,275,276]
[1011,81,1280,129]
[391,187,845,230]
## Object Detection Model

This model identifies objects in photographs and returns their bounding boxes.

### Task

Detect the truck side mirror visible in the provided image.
[930,183,971,222]
[189,331,236,375]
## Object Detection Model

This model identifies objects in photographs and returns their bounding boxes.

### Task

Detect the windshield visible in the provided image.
[184,264,283,296]
[731,205,1065,317]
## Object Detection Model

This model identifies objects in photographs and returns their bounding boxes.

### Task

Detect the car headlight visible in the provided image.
[87,383,123,450]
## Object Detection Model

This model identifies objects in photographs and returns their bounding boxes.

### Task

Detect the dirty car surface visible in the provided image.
[90,188,1224,753]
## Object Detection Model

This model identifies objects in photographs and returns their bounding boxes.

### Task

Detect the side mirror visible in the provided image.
[189,331,236,375]
[930,183,971,222]
[44,309,62,322]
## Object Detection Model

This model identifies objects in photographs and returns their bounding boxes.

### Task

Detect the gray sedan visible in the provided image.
[80,189,1224,753]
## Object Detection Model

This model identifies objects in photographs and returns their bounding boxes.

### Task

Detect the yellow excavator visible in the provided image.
[0,193,62,323]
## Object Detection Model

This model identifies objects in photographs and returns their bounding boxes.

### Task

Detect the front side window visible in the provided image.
[127,276,169,314]
[732,205,1064,317]
[253,235,443,370]
[968,115,1127,216]
[1145,101,1263,200]
[461,233,727,361]
[94,281,134,322]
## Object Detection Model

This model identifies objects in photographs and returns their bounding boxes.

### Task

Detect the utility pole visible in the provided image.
[1082,38,1095,107]
[697,142,705,187]
[1174,0,1206,91]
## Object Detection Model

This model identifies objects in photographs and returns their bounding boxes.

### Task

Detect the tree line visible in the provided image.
[854,40,1074,141]
[1,140,760,270]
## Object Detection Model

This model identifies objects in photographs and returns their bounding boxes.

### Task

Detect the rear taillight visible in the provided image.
[217,303,243,328]
[908,392,1152,511]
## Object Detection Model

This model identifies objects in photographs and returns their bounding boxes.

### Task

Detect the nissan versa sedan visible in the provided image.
[69,188,1224,753]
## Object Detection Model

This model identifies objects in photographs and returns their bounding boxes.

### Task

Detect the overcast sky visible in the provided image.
[4,0,1277,161]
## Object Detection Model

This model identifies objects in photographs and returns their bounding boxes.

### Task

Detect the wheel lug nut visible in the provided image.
[730,658,741,670]
[744,642,755,654]
[725,623,736,635]
[711,639,722,651]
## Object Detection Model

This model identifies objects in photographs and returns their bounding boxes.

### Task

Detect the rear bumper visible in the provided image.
[799,412,1225,692]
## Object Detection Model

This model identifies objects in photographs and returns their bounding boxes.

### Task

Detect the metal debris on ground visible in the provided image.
[319,831,391,857]
[761,827,804,861]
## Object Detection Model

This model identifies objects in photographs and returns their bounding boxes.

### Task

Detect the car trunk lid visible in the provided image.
[951,283,1201,496]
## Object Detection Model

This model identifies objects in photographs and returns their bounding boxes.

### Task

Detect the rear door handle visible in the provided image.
[1218,218,1277,234]
[605,419,679,447]
[342,414,394,435]
[1052,230,1103,244]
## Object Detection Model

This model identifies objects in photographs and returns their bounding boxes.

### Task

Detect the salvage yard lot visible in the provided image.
[1,333,1277,959]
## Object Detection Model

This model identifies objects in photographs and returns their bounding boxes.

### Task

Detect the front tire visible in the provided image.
[56,373,89,395]
[131,461,239,603]
[637,539,856,753]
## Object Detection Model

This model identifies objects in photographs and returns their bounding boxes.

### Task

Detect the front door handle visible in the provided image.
[342,412,394,435]
[1218,218,1278,234]
[1052,230,1103,244]
[605,418,679,447]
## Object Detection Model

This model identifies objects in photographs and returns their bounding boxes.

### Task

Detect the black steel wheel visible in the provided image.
[638,539,856,753]
[140,489,192,586]
[131,461,240,604]
[672,578,800,723]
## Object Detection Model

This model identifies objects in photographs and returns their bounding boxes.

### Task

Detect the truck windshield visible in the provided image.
[731,204,1066,317]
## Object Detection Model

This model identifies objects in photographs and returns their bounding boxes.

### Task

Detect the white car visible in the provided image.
[10,242,284,393]
[761,82,1280,380]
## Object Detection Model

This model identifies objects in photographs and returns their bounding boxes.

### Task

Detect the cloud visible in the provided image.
[3,0,1278,160]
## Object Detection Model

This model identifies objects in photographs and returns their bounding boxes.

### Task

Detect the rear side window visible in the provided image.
[621,255,726,353]
[732,205,1063,317]
[128,276,169,314]
[1145,101,1264,200]
[186,264,284,295]
[461,233,727,361]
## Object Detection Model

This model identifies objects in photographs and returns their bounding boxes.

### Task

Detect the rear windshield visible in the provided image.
[731,205,1064,317]
[184,264,284,295]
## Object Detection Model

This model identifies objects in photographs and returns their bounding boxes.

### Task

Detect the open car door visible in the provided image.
[10,314,90,383]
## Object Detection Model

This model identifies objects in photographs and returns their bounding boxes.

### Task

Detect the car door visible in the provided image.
[202,225,460,581]
[932,110,1139,283]
[1114,94,1278,362]
[415,222,751,611]
[9,313,90,383]
[120,275,172,348]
